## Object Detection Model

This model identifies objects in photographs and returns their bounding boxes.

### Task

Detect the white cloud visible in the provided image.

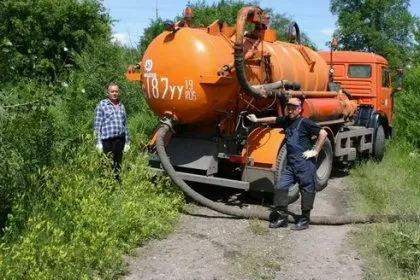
[320,28,335,36]
[111,33,129,45]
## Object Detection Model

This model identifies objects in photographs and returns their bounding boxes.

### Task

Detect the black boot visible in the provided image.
[291,192,315,231]
[269,189,289,228]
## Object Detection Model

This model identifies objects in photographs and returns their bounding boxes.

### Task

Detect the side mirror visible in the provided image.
[396,68,403,91]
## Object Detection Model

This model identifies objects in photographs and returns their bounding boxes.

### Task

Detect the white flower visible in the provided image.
[61,82,69,88]
[81,89,86,93]
[63,47,68,52]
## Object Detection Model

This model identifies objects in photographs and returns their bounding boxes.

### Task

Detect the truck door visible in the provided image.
[379,66,393,122]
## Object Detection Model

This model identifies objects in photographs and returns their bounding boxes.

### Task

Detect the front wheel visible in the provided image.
[315,138,333,191]
[372,125,385,162]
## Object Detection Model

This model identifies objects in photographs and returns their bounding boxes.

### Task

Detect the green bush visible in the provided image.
[0,81,56,227]
[0,0,111,82]
[394,63,420,148]
[50,39,155,156]
[0,0,179,278]
[0,139,184,279]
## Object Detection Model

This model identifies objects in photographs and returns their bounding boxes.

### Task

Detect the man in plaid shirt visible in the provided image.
[94,82,130,181]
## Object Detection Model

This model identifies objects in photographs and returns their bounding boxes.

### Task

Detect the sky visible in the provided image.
[103,0,420,51]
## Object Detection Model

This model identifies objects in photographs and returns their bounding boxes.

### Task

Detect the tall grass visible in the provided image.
[0,140,184,279]
[350,141,420,214]
[349,141,420,279]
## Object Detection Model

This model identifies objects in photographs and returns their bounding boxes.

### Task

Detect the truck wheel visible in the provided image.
[372,125,385,161]
[275,145,300,204]
[315,138,333,191]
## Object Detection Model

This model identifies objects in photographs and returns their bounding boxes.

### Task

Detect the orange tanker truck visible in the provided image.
[126,6,398,217]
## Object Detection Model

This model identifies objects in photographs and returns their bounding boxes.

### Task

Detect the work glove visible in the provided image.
[124,144,130,153]
[96,143,103,153]
[302,149,318,159]
[246,114,258,123]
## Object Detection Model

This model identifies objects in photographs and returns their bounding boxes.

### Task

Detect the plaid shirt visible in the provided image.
[94,99,130,144]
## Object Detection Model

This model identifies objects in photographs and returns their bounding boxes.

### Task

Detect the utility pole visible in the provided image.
[156,0,159,20]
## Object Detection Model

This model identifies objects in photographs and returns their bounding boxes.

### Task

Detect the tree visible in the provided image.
[187,0,249,26]
[413,17,420,63]
[266,8,316,49]
[0,0,111,82]
[139,19,166,56]
[330,0,417,69]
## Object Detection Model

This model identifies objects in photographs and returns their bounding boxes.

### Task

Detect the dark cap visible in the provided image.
[286,97,302,106]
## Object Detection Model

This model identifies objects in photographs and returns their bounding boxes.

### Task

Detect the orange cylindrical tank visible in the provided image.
[140,28,330,124]
[301,97,358,121]
[141,28,238,124]
[257,42,329,91]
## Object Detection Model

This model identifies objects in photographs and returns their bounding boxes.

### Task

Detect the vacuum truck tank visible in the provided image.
[133,6,355,126]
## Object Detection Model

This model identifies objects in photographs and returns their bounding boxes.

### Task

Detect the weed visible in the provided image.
[249,219,269,235]
[0,143,184,279]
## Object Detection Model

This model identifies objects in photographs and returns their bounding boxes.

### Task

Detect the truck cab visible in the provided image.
[318,51,393,137]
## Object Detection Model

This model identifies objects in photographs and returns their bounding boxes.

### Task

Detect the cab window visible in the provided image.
[348,64,372,78]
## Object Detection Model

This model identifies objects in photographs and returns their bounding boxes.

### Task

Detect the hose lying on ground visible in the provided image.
[156,124,420,225]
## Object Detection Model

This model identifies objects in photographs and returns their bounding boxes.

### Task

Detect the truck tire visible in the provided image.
[315,138,333,191]
[372,125,385,161]
[275,145,300,204]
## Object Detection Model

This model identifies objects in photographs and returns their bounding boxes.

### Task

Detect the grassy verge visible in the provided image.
[0,140,185,279]
[349,141,419,279]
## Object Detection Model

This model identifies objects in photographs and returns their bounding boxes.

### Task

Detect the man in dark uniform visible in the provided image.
[247,98,327,230]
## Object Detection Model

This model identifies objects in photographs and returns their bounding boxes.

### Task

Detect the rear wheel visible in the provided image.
[315,138,333,191]
[372,125,385,161]
[275,145,299,204]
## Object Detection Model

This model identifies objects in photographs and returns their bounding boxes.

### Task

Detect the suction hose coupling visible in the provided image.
[233,6,301,99]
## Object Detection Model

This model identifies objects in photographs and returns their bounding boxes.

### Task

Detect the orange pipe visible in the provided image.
[286,91,338,98]
[301,97,357,121]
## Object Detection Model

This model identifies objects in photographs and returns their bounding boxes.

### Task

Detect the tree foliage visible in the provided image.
[413,17,420,63]
[0,0,111,82]
[394,63,420,147]
[139,19,166,56]
[330,0,417,69]
[187,0,251,26]
[138,0,316,56]
[265,8,315,48]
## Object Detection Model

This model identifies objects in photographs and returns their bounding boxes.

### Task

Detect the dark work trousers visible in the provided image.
[102,135,125,182]
[276,119,317,193]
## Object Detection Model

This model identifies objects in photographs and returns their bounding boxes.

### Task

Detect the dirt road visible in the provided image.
[124,172,364,280]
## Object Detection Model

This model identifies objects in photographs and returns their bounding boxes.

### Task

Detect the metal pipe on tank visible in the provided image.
[297,94,357,121]
[285,90,339,98]
[234,6,286,99]
[302,98,345,121]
